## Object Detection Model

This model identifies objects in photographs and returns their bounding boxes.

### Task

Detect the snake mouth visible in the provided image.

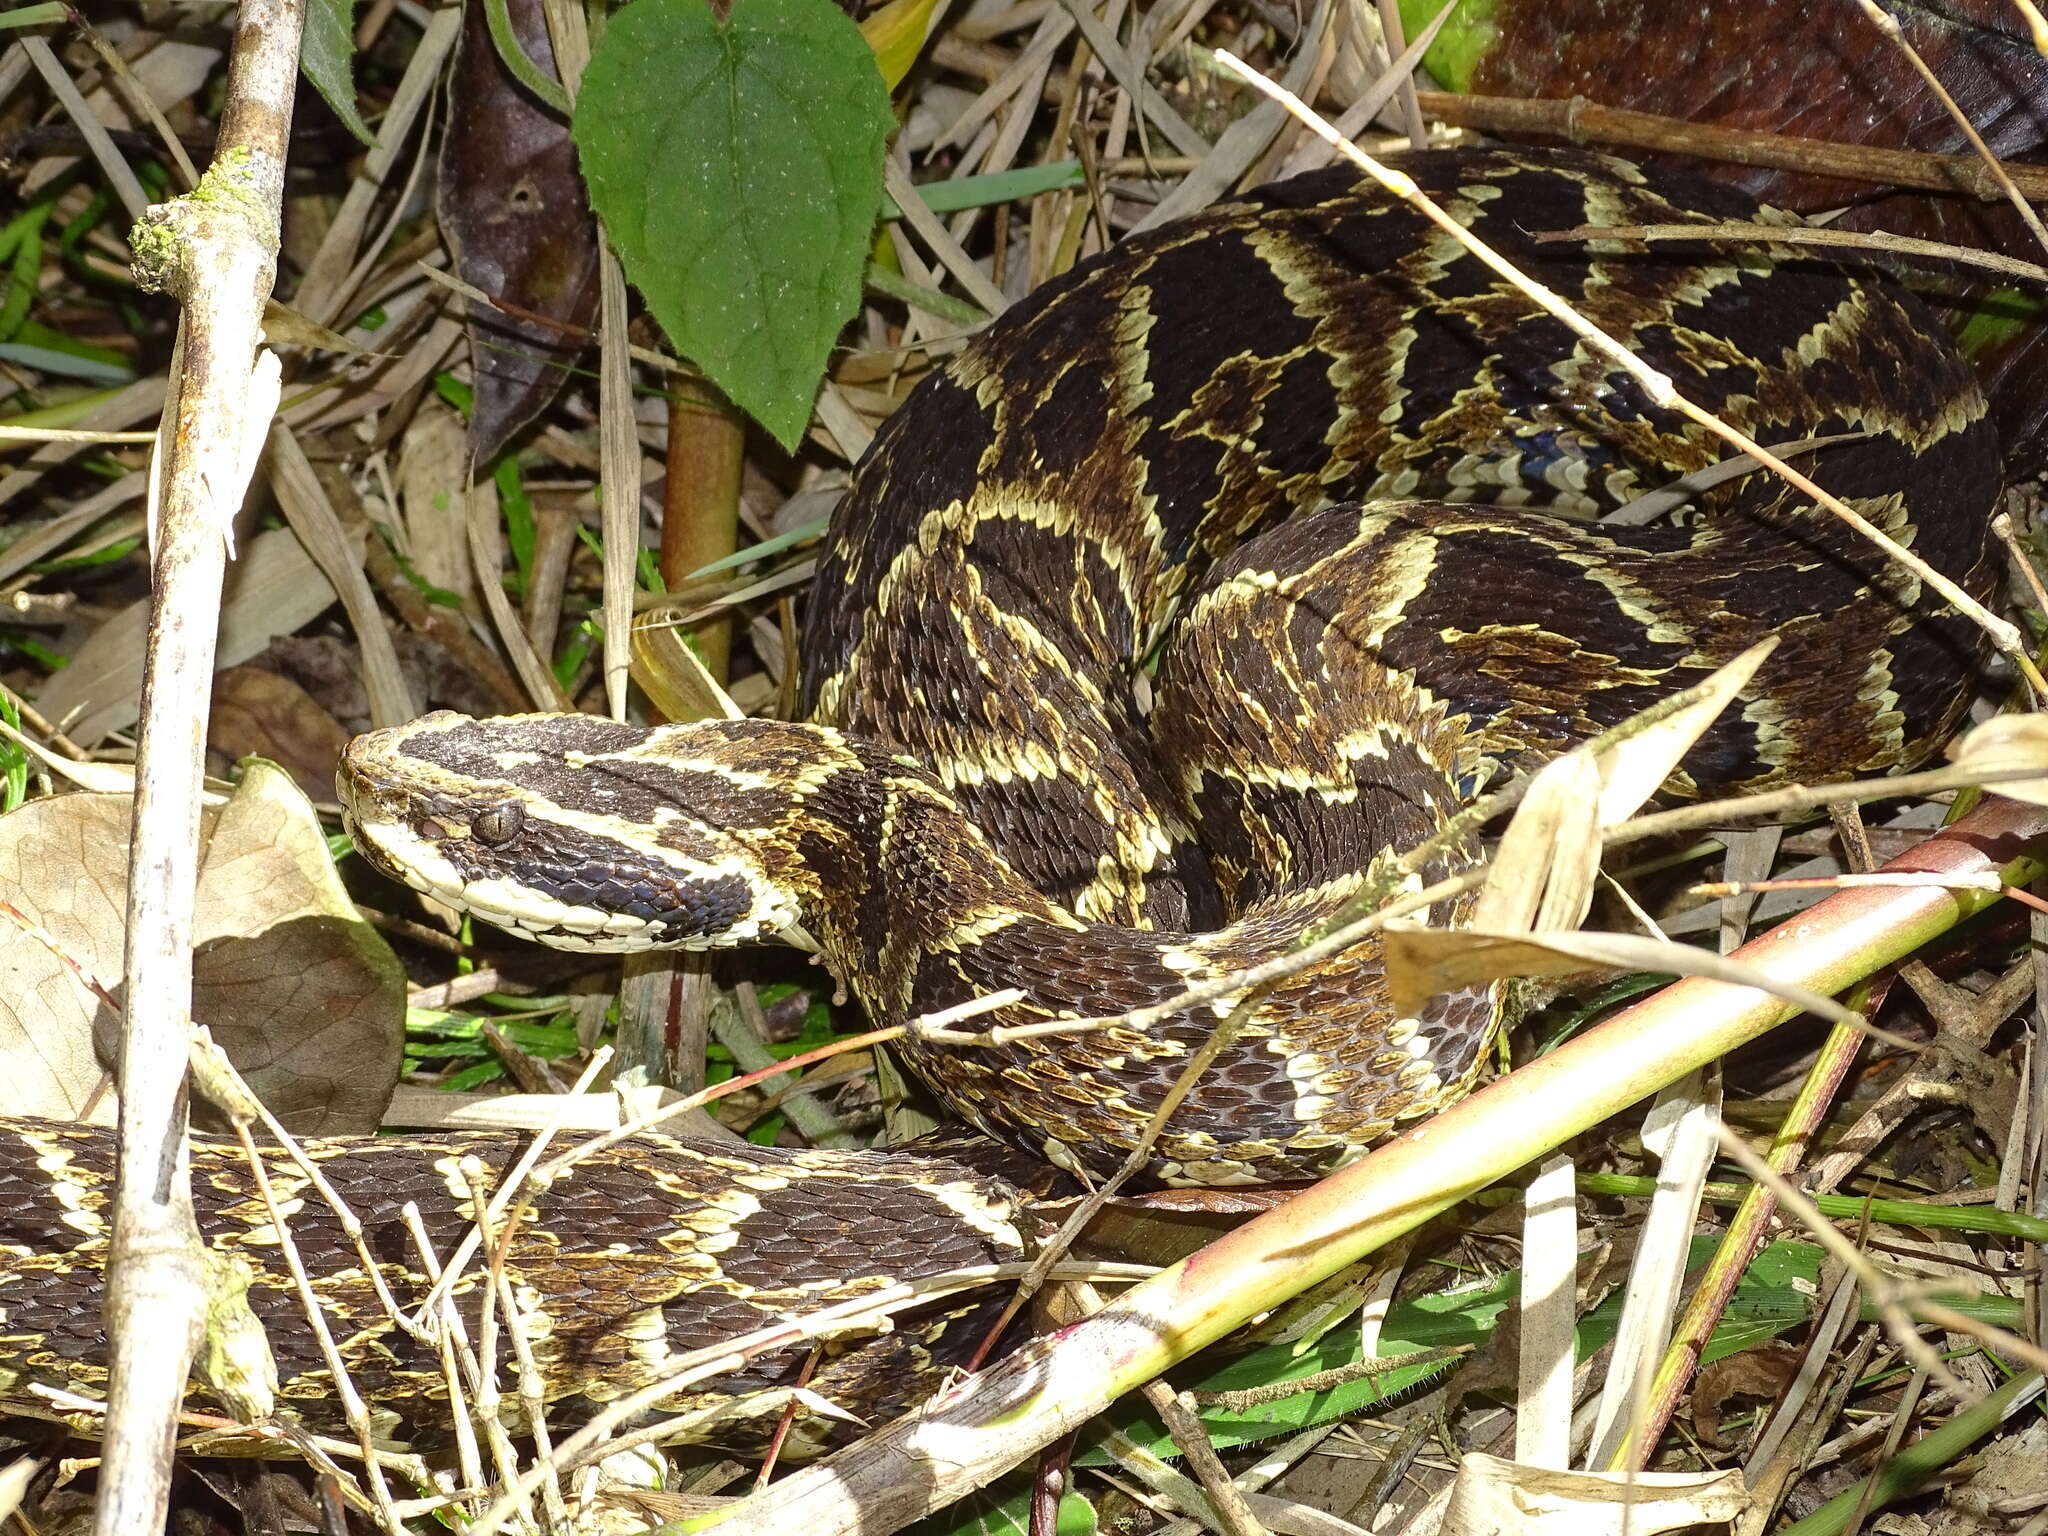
[345,807,788,953]
[335,715,806,951]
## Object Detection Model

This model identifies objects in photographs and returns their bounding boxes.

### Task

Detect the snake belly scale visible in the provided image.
[0,148,1998,1444]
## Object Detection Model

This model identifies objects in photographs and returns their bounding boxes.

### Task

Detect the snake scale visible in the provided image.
[0,149,1998,1451]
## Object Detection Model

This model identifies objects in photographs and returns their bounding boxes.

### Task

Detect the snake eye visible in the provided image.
[471,801,526,847]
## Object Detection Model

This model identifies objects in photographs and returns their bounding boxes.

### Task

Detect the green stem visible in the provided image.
[1777,1370,2044,1536]
[1575,1176,2048,1244]
[695,800,2048,1532]
[863,261,990,327]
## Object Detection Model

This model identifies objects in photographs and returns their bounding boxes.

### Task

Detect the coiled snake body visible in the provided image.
[0,150,1998,1446]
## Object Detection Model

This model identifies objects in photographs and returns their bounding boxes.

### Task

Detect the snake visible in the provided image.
[0,149,1998,1451]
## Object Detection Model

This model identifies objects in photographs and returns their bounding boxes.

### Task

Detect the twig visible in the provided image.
[1853,0,2048,259]
[1688,871,2007,899]
[408,1046,614,1329]
[1145,1384,1267,1536]
[1713,1126,2048,1377]
[457,1160,545,1532]
[464,1259,1156,1535]
[233,1129,409,1536]
[99,1,305,1529]
[1211,52,2040,699]
[1413,89,2048,202]
[0,426,159,445]
[495,1000,1017,1205]
[708,795,2048,1534]
[1994,511,2048,618]
[14,1384,433,1477]
[398,1202,520,1507]
[962,971,1281,1372]
[920,759,2048,1053]
[1537,219,2048,287]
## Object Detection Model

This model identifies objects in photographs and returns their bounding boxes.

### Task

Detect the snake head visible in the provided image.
[337,711,813,953]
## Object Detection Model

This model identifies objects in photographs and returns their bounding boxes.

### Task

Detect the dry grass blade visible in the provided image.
[1714,1127,2048,1379]
[0,377,167,516]
[1137,0,1333,230]
[1055,0,1210,158]
[464,1259,1156,1534]
[265,426,416,726]
[293,9,459,327]
[230,1127,409,1536]
[886,152,1010,313]
[1372,0,1423,145]
[20,37,149,219]
[1539,219,2048,287]
[1279,0,1458,178]
[1516,1154,1579,1468]
[717,795,2048,1533]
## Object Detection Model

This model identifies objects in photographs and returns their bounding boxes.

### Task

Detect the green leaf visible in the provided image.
[878,160,1084,218]
[0,4,68,29]
[301,0,377,146]
[574,0,893,449]
[0,689,25,815]
[1394,0,1498,93]
[902,1467,1097,1536]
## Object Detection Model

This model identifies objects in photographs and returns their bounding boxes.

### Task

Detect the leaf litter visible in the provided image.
[2,2,2048,1533]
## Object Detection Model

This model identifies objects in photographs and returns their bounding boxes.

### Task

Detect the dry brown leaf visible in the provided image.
[1440,1452,1747,1535]
[0,760,403,1131]
[1690,1343,1801,1449]
[1382,928,1859,1029]
[440,0,598,461]
[1459,640,1776,946]
[1946,712,2048,805]
[207,665,352,799]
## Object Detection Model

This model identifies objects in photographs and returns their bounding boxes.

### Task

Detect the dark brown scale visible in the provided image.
[0,1120,1021,1448]
[803,147,1996,1181]
[91,146,1997,1442]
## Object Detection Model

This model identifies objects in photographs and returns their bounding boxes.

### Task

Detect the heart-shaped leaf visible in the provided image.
[573,0,893,449]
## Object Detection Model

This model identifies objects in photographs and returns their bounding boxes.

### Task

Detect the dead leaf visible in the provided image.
[1691,1344,1801,1448]
[439,0,598,462]
[0,761,404,1131]
[1947,712,2048,805]
[1469,640,1776,936]
[1441,1451,1747,1534]
[1384,927,1861,1030]
[208,665,352,800]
